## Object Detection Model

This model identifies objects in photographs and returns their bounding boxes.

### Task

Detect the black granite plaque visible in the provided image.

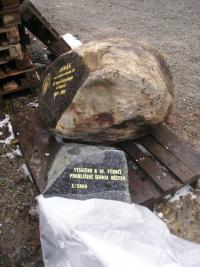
[43,143,130,202]
[39,51,89,128]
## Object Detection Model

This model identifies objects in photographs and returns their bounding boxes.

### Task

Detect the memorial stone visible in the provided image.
[43,143,131,202]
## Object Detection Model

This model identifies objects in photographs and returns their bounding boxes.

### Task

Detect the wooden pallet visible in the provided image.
[119,125,200,206]
[11,111,200,206]
[20,0,71,57]
[0,0,39,95]
[0,66,39,95]
[0,25,20,45]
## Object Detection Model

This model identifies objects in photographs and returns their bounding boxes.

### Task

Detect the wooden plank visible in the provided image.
[18,24,31,46]
[15,56,32,70]
[0,25,20,44]
[0,66,4,75]
[6,25,20,44]
[0,12,20,27]
[128,160,162,205]
[11,110,54,191]
[0,24,19,33]
[0,44,9,51]
[49,38,72,58]
[120,142,178,192]
[0,66,35,79]
[0,6,18,16]
[0,64,39,95]
[20,0,71,57]
[0,46,31,68]
[0,79,38,95]
[0,0,20,8]
[150,125,200,174]
[0,58,9,64]
[0,44,23,65]
[139,135,196,184]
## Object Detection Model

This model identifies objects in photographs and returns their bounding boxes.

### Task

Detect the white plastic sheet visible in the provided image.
[38,196,200,267]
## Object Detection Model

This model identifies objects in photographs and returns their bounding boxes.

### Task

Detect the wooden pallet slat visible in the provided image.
[15,56,32,70]
[0,67,39,95]
[0,6,19,16]
[0,45,32,69]
[0,12,20,27]
[18,24,30,46]
[139,135,196,184]
[0,65,35,79]
[0,25,20,45]
[1,79,38,95]
[0,43,23,64]
[0,66,4,75]
[12,111,53,191]
[20,0,71,57]
[0,0,20,15]
[150,125,200,174]
[120,142,178,192]
[128,160,162,206]
[0,0,20,8]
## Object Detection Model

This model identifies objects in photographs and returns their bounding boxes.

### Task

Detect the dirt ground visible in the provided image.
[0,0,200,266]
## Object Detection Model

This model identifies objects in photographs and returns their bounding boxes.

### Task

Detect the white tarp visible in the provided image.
[38,196,200,267]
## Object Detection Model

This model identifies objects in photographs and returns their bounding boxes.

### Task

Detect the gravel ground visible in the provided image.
[0,0,200,265]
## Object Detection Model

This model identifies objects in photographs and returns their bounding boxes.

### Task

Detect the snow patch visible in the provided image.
[0,115,15,146]
[19,164,33,183]
[55,136,63,143]
[62,33,82,49]
[0,115,10,128]
[27,101,39,108]
[13,145,22,156]
[131,163,138,171]
[135,142,151,155]
[4,152,15,159]
[168,185,197,203]
[163,194,172,200]
[2,145,22,159]
[154,211,164,219]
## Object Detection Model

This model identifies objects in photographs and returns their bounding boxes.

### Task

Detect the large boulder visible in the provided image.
[39,38,174,143]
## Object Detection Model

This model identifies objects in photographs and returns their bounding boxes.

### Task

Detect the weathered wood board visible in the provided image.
[20,0,71,57]
[0,67,39,95]
[0,12,20,27]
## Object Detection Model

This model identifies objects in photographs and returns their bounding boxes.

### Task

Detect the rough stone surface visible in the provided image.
[52,38,174,143]
[43,143,130,202]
